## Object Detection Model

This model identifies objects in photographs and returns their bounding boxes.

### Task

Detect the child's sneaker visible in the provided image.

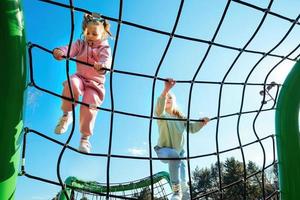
[79,139,91,153]
[171,184,182,200]
[54,115,73,134]
[181,182,191,200]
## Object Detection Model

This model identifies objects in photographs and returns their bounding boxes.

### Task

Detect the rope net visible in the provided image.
[20,0,300,200]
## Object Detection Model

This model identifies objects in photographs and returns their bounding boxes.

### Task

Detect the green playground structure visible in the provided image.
[1,0,300,199]
[56,171,171,200]
[275,60,300,200]
[0,0,27,199]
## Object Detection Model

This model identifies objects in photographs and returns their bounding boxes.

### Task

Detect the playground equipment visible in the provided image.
[1,0,300,199]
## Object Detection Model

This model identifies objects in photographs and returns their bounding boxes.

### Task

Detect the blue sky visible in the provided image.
[17,0,300,199]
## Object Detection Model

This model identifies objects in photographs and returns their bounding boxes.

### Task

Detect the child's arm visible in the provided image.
[94,45,112,73]
[52,40,81,60]
[155,96,166,117]
[155,78,176,116]
[187,117,210,133]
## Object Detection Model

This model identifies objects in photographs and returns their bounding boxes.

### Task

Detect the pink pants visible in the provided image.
[61,74,105,136]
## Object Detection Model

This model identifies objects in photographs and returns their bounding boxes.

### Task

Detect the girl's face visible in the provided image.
[84,23,104,43]
[165,93,174,110]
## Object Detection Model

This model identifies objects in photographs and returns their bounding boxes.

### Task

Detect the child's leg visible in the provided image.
[155,147,181,184]
[156,147,182,199]
[180,158,191,199]
[179,151,190,200]
[179,150,187,183]
[79,85,104,136]
[55,75,84,134]
[180,160,187,183]
[61,75,84,112]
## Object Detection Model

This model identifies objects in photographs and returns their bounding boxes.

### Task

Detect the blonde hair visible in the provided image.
[167,92,185,119]
[82,13,112,41]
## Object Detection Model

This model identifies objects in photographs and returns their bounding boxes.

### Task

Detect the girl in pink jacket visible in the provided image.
[52,13,112,153]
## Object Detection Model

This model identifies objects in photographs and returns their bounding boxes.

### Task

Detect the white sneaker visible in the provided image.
[171,184,182,200]
[79,139,91,153]
[54,115,73,134]
[181,182,191,200]
[171,193,182,200]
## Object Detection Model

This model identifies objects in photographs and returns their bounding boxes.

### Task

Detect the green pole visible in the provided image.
[0,0,26,199]
[275,60,300,200]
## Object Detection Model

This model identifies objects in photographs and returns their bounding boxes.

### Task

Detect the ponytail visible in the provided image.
[172,109,185,119]
[102,19,112,37]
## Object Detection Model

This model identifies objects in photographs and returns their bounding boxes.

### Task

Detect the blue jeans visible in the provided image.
[154,146,186,185]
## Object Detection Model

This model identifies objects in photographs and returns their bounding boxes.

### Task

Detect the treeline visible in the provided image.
[191,157,279,200]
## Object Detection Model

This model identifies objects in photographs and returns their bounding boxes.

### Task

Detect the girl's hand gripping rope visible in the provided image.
[53,48,64,60]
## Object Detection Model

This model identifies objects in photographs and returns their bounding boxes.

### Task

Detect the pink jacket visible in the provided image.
[58,39,112,84]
